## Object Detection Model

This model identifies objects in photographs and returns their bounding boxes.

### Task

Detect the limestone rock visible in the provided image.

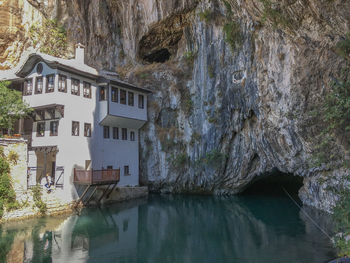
[1,0,350,212]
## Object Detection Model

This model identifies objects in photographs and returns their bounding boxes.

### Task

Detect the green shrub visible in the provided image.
[223,0,233,17]
[190,132,201,146]
[199,9,213,23]
[310,69,350,167]
[144,136,153,153]
[333,188,350,256]
[183,51,196,67]
[0,147,4,158]
[156,126,182,152]
[161,138,177,152]
[30,19,67,57]
[138,73,149,79]
[335,33,350,60]
[208,117,218,124]
[170,153,189,170]
[31,185,47,214]
[258,0,293,29]
[223,21,243,52]
[208,65,215,78]
[0,157,17,217]
[7,151,18,165]
[194,149,227,168]
[180,88,193,117]
[202,149,227,168]
[0,81,32,131]
[221,1,243,53]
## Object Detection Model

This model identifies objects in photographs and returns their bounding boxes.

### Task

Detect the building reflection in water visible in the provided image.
[2,198,145,263]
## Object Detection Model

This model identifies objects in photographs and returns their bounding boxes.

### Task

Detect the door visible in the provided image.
[51,161,56,185]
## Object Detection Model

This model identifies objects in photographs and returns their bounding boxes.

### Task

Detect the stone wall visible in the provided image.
[0,139,75,221]
[1,190,74,222]
[101,186,149,205]
[0,138,28,193]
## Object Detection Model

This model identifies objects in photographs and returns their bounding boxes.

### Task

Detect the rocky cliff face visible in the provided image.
[1,0,350,212]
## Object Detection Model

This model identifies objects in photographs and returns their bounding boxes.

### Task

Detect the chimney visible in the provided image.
[75,43,85,64]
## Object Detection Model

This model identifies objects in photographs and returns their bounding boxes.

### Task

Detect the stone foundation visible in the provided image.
[1,186,149,222]
[101,186,149,205]
[1,204,73,222]
[1,189,74,223]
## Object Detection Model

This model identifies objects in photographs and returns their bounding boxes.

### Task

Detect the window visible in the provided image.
[50,121,59,136]
[124,165,130,176]
[47,108,55,119]
[130,131,135,141]
[84,123,91,137]
[72,121,79,136]
[71,78,80,95]
[35,77,43,94]
[122,128,127,140]
[103,126,110,138]
[107,165,113,170]
[46,74,55,93]
[99,86,107,101]
[83,82,91,98]
[113,127,119,139]
[58,75,67,92]
[128,91,134,106]
[37,110,45,120]
[23,78,33,95]
[111,87,118,102]
[138,94,144,109]
[36,122,45,137]
[120,89,126,104]
[36,63,43,74]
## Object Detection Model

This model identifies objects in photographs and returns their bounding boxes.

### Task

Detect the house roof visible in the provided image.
[98,70,152,94]
[0,50,152,94]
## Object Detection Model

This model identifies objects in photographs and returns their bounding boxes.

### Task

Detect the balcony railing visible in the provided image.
[74,168,120,185]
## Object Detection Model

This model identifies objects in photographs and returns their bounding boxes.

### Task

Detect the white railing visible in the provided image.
[27,166,64,189]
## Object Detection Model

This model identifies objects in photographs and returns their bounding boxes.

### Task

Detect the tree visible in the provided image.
[0,81,31,133]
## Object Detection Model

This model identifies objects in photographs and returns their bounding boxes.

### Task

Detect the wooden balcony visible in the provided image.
[74,168,120,185]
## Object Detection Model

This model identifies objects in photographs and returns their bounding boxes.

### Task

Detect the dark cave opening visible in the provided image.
[240,169,303,200]
[143,48,171,63]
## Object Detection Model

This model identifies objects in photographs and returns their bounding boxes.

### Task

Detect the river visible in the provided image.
[0,194,336,263]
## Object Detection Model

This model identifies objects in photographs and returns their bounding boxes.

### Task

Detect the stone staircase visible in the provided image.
[41,191,72,215]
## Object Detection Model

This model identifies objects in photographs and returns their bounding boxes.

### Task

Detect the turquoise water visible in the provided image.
[0,194,336,263]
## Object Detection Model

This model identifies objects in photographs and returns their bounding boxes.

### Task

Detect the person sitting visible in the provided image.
[44,174,52,193]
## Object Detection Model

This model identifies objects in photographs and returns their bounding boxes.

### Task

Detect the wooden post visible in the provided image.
[19,118,24,135]
[43,151,47,183]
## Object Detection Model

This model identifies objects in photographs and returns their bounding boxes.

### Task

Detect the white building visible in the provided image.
[0,44,151,202]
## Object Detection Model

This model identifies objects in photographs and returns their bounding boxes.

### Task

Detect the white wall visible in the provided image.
[107,86,147,121]
[92,127,139,186]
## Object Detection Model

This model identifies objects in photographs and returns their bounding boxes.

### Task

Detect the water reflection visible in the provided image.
[1,195,336,263]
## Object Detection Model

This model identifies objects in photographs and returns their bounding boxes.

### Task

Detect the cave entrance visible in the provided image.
[240,169,303,200]
[143,48,171,63]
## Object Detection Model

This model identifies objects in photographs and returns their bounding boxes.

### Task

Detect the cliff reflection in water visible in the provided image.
[1,195,336,263]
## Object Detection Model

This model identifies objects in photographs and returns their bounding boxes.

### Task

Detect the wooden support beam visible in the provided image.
[76,185,91,206]
[106,183,117,199]
[97,184,111,205]
[85,186,98,206]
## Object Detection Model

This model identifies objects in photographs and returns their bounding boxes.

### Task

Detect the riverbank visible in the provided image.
[0,186,148,223]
